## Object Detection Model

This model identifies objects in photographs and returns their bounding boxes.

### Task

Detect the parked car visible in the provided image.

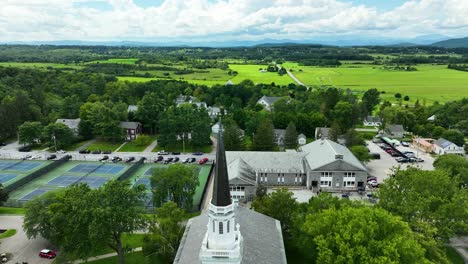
[0,142,6,146]
[39,249,56,259]
[18,145,32,152]
[46,154,57,160]
[370,153,380,159]
[164,157,174,164]
[79,149,91,154]
[32,155,41,160]
[111,156,122,163]
[92,150,101,154]
[409,157,424,163]
[56,150,66,154]
[154,156,164,162]
[385,149,393,154]
[157,150,169,155]
[391,151,400,157]
[368,180,380,188]
[401,141,410,147]
[171,152,181,155]
[190,158,196,163]
[99,155,109,162]
[173,157,180,163]
[183,157,191,163]
[367,176,377,182]
[193,151,204,156]
[396,157,409,163]
[103,150,112,154]
[22,155,32,160]
[125,156,135,163]
[199,157,209,165]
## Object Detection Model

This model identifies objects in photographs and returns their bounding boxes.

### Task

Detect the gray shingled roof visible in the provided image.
[227,158,258,185]
[119,121,141,129]
[258,95,282,105]
[365,116,381,123]
[226,151,306,173]
[315,127,330,138]
[300,139,367,171]
[56,118,80,130]
[388,124,404,132]
[434,138,455,148]
[174,207,287,264]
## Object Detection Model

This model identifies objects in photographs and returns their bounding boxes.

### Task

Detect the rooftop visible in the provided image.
[258,95,282,105]
[119,121,141,129]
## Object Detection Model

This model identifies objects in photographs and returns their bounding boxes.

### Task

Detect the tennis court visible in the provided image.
[0,159,51,187]
[47,175,109,188]
[0,173,19,184]
[0,160,42,171]
[69,164,125,174]
[134,178,151,189]
[19,188,52,202]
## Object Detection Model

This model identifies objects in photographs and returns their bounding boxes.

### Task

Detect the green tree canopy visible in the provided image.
[42,122,74,150]
[362,88,381,114]
[18,121,43,145]
[433,154,468,187]
[136,92,165,134]
[150,164,199,211]
[0,183,8,205]
[441,129,465,147]
[349,145,372,162]
[252,118,275,151]
[222,119,243,151]
[284,122,298,149]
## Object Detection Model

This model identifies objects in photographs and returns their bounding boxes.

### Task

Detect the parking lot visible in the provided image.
[366,140,435,183]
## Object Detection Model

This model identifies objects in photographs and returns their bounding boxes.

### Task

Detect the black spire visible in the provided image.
[211,124,232,207]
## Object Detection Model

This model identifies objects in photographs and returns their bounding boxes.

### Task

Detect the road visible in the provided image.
[275,64,309,89]
[0,215,55,264]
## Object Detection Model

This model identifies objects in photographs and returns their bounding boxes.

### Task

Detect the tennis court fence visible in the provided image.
[117,157,145,181]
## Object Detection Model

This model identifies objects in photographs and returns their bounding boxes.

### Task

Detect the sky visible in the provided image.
[0,0,467,43]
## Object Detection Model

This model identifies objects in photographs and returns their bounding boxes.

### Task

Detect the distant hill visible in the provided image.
[431,37,468,48]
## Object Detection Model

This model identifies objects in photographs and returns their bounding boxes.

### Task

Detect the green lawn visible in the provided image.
[117,136,157,152]
[64,139,94,151]
[0,229,17,239]
[86,251,167,264]
[152,142,213,154]
[85,140,124,152]
[0,207,25,215]
[283,62,468,104]
[86,58,139,65]
[0,62,83,70]
[445,246,465,264]
[229,64,295,86]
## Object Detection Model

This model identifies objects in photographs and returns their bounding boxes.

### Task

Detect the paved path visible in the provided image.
[355,128,379,132]
[73,247,143,264]
[0,215,55,264]
[76,139,97,151]
[450,236,468,262]
[144,140,158,153]
[114,142,127,152]
[287,70,308,89]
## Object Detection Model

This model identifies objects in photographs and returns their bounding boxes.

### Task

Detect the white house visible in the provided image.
[363,116,382,126]
[127,105,138,113]
[298,133,307,145]
[432,138,465,155]
[256,96,281,111]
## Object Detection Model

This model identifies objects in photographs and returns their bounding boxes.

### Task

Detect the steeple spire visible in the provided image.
[211,123,231,207]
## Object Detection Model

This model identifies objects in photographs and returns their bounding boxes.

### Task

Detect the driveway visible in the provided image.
[0,215,55,264]
[366,141,435,183]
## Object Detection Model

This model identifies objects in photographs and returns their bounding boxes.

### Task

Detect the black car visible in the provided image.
[0,142,6,146]
[173,157,180,162]
[370,153,380,159]
[154,156,164,162]
[192,151,203,156]
[103,150,112,154]
[99,155,109,161]
[164,157,173,164]
[171,152,181,155]
[79,149,91,154]
[18,145,32,152]
[46,154,57,160]
[111,156,122,163]
[183,158,190,163]
[92,150,101,154]
[125,156,135,163]
[190,158,196,163]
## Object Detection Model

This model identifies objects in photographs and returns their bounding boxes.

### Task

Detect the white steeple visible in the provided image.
[199,127,243,264]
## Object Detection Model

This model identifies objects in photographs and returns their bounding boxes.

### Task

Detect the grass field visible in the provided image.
[86,139,124,152]
[444,246,465,264]
[87,58,139,64]
[152,142,213,154]
[283,62,468,103]
[0,207,25,215]
[0,229,17,239]
[0,62,82,70]
[229,64,295,86]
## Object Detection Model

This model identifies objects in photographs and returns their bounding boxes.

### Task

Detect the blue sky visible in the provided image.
[0,0,466,43]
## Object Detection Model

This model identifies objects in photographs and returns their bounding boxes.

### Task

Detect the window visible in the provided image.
[320,181,332,187]
[344,181,355,187]
[219,222,223,234]
[213,220,215,232]
[321,172,333,177]
[277,175,281,183]
[282,176,285,183]
[227,221,230,233]
[344,172,356,177]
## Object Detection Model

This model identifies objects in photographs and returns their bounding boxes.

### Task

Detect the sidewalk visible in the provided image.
[73,247,143,264]
[144,140,158,152]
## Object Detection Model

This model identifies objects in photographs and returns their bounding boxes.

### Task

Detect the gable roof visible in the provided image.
[365,116,381,123]
[298,133,306,139]
[226,151,306,173]
[315,127,330,138]
[300,139,367,171]
[127,105,138,112]
[434,138,457,148]
[119,121,141,129]
[56,118,80,130]
[258,95,282,105]
[274,129,286,138]
[227,158,257,185]
[388,124,404,132]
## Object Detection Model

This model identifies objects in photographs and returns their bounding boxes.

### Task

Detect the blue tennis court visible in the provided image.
[19,188,52,201]
[77,177,109,188]
[0,173,18,184]
[144,193,153,207]
[47,175,109,188]
[69,164,125,174]
[144,168,154,176]
[0,161,41,171]
[134,178,151,189]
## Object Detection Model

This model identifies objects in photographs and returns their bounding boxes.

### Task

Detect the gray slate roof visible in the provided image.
[174,207,287,264]
[315,127,330,138]
[434,138,456,148]
[388,124,404,133]
[227,158,258,185]
[119,121,141,129]
[300,139,367,171]
[365,116,381,123]
[226,151,306,174]
[298,133,306,139]
[258,95,282,106]
[56,118,80,130]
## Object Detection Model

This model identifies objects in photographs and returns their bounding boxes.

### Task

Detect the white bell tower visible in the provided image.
[200,125,243,264]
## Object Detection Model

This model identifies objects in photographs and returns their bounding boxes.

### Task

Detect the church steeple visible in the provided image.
[211,124,231,207]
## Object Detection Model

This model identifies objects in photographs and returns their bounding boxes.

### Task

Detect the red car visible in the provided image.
[39,249,56,259]
[199,157,209,165]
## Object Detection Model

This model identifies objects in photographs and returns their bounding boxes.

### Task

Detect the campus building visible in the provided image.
[174,131,286,264]
[226,139,367,202]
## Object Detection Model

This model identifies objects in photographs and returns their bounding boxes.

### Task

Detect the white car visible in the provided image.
[56,150,66,154]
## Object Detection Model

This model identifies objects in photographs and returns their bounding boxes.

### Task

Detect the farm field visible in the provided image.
[0,62,82,70]
[86,58,139,64]
[229,64,295,86]
[283,62,468,103]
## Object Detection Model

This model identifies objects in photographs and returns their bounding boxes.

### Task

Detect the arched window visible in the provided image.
[227,220,230,233]
[219,222,224,234]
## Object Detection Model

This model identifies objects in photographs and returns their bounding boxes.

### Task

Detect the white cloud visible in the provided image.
[0,0,466,42]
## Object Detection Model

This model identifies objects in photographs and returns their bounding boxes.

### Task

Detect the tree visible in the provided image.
[332,101,355,130]
[441,129,465,146]
[90,181,148,264]
[0,183,8,206]
[136,93,165,134]
[378,168,468,262]
[223,120,243,151]
[151,164,199,211]
[252,118,275,151]
[343,128,364,147]
[252,188,298,235]
[395,93,402,99]
[18,121,43,145]
[404,95,410,101]
[349,145,371,162]
[434,154,468,187]
[191,108,212,148]
[42,123,74,150]
[361,88,380,114]
[284,122,298,149]
[328,122,341,142]
[302,206,430,264]
[143,202,185,263]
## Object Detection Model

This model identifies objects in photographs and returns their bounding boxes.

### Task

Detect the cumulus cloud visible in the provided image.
[0,0,466,42]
